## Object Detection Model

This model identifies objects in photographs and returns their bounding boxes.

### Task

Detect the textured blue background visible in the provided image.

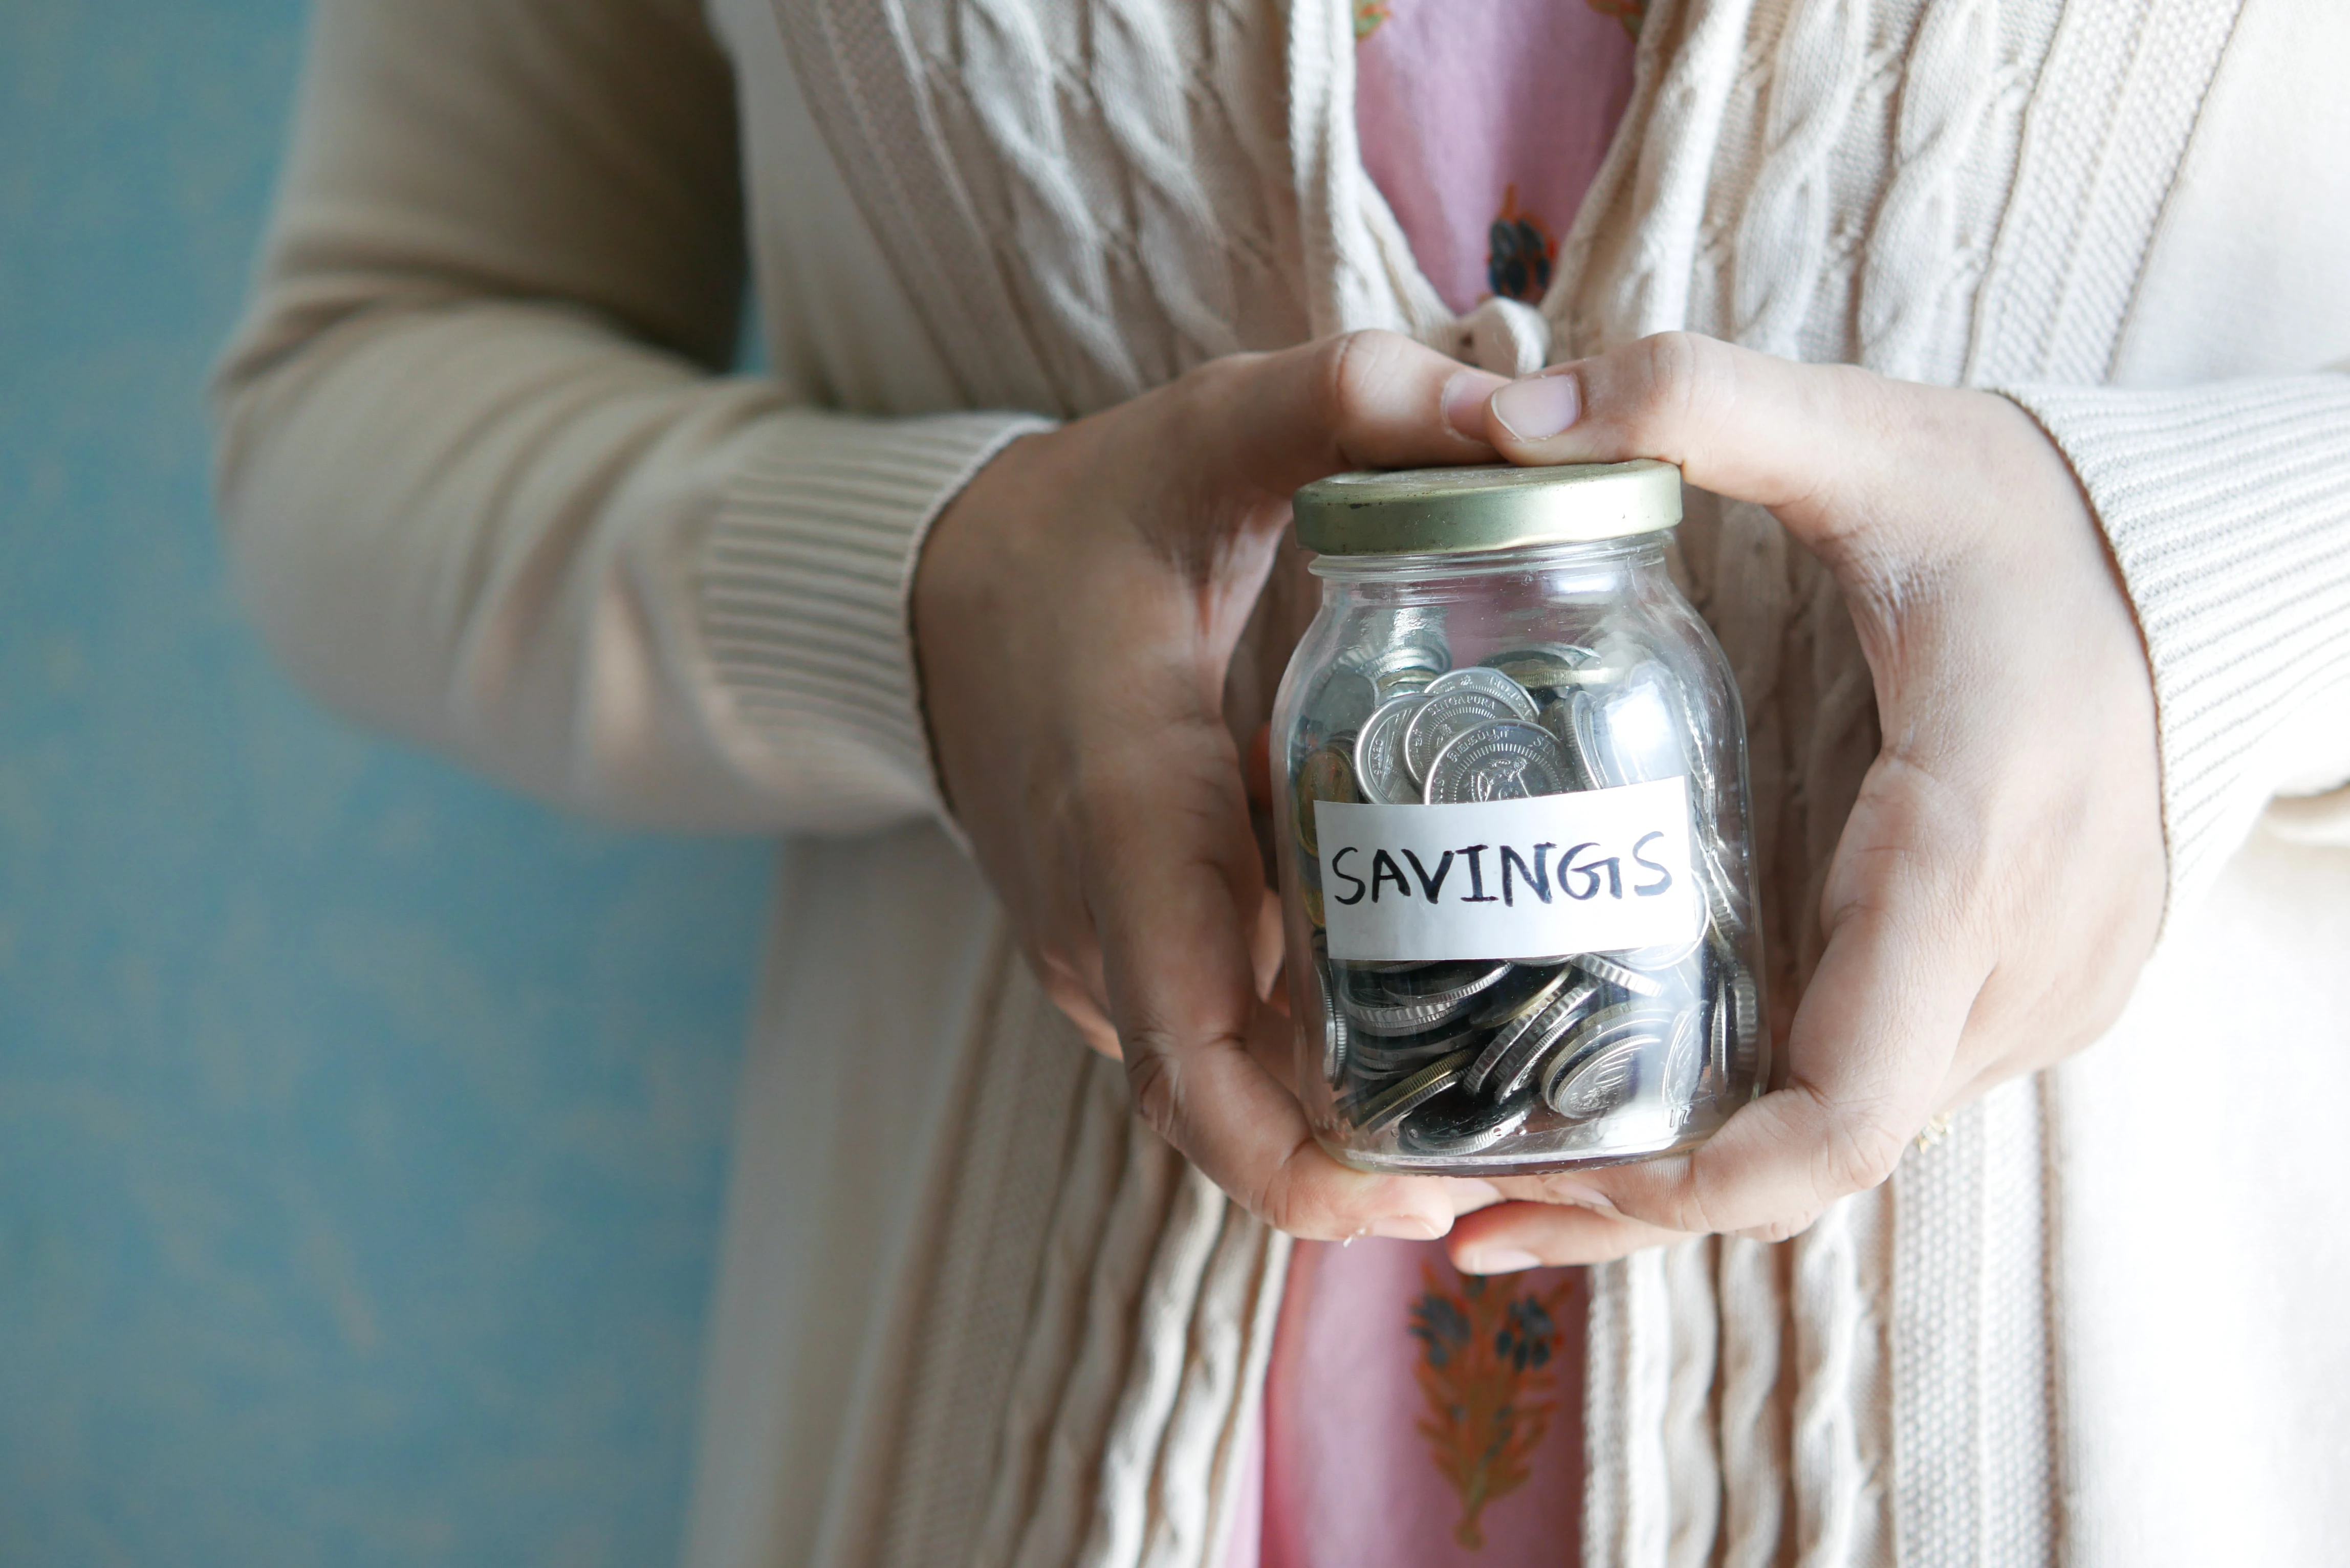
[0,5,774,1561]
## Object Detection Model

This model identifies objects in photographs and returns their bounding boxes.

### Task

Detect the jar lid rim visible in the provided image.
[1291,460,1682,555]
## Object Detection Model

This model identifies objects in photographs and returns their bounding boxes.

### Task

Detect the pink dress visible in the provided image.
[1229,7,1639,1563]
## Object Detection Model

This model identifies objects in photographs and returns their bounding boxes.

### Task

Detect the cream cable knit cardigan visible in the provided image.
[214,0,2350,1563]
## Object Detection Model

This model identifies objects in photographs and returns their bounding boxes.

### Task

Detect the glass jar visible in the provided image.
[1272,460,1767,1175]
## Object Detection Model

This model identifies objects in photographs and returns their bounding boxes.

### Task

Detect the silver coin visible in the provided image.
[1339,960,1511,1037]
[1376,666,1440,699]
[1347,1018,1486,1078]
[1478,644,1602,695]
[1304,667,1379,737]
[1708,985,1732,1083]
[1696,834,1748,933]
[1661,1006,1704,1130]
[1568,685,1618,788]
[1353,695,1427,805]
[1673,682,1722,812]
[1470,977,1601,1099]
[1574,950,1666,998]
[1352,957,1514,1011]
[1397,1084,1535,1157]
[1342,637,1450,685]
[1425,721,1576,804]
[1401,689,1517,785]
[1468,963,1574,1030]
[1320,969,1350,1085]
[1338,1048,1475,1135]
[1423,666,1539,720]
[1530,698,1595,791]
[1539,1003,1676,1117]
[1585,663,1688,786]
[1727,964,1761,1078]
[1340,989,1472,1038]
[1545,1037,1645,1120]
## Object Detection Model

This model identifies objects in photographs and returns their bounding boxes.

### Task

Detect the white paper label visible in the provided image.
[1315,777,1702,962]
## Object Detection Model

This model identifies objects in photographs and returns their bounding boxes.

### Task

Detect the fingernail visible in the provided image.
[1461,1248,1542,1275]
[1490,371,1581,442]
[1369,1212,1446,1242]
[1441,369,1507,442]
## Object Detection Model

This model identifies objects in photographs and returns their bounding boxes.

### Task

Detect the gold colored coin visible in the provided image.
[1291,743,1356,859]
[1304,886,1325,928]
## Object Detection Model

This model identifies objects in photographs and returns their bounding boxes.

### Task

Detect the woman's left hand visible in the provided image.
[1442,333,2167,1271]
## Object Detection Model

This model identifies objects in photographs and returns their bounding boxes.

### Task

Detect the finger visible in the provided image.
[1214,331,1508,498]
[1541,762,1988,1238]
[1083,722,1454,1242]
[1446,1199,1692,1272]
[1479,332,1931,554]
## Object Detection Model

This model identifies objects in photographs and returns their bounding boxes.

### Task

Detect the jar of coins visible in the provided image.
[1272,460,1766,1175]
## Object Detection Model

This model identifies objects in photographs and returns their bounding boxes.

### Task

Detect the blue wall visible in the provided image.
[0,5,774,1561]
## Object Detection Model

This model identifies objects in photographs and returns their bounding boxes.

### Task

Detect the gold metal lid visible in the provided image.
[1291,459,1682,556]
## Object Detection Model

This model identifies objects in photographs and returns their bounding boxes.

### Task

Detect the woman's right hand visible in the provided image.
[912,331,1507,1242]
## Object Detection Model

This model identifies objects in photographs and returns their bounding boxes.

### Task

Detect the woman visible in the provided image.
[213,0,2350,1561]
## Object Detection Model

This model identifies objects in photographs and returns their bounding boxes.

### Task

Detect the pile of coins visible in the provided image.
[1290,627,1763,1163]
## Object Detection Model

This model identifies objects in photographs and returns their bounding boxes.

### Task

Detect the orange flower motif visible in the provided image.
[1353,0,1392,40]
[1406,1262,1577,1548]
[1486,184,1559,306]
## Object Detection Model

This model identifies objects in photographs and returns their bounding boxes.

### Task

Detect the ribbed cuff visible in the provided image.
[2000,376,2350,918]
[693,409,1053,823]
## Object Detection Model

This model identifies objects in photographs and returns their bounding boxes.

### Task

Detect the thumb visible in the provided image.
[1477,333,1917,558]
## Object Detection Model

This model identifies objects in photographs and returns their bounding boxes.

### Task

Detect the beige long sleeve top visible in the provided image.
[214,0,2350,1563]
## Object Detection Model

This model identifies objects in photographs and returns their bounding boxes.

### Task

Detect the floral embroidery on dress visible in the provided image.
[1585,0,1646,41]
[1406,1262,1576,1548]
[1485,183,1557,304]
[1353,0,1392,41]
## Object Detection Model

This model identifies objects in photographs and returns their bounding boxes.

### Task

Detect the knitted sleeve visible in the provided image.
[209,0,1046,834]
[2001,375,2350,914]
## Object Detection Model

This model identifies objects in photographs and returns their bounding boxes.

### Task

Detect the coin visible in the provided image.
[1347,956,1513,1012]
[1353,695,1427,805]
[1425,721,1575,803]
[1539,1003,1676,1117]
[1321,970,1350,1084]
[1338,987,1475,1038]
[1347,1018,1486,1077]
[1727,964,1761,1077]
[1468,962,1574,1029]
[1344,636,1450,686]
[1478,644,1601,696]
[1586,664,1686,786]
[1304,885,1325,928]
[1339,961,1511,1037]
[1695,834,1748,932]
[1304,667,1379,737]
[1574,950,1666,998]
[1397,1083,1535,1157]
[1423,666,1539,719]
[1568,685,1618,788]
[1661,1007,1704,1130]
[1535,693,1599,791]
[1338,1048,1476,1135]
[1292,738,1357,858]
[1708,986,1732,1083]
[1402,688,1517,783]
[1546,1035,1645,1120]
[1376,666,1439,699]
[1470,977,1600,1098]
